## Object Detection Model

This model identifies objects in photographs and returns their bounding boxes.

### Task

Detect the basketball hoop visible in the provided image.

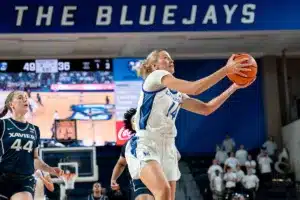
[62,172,77,190]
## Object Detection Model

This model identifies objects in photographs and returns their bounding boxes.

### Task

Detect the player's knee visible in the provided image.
[155,183,171,199]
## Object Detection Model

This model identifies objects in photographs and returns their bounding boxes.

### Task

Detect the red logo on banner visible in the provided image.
[116,121,133,145]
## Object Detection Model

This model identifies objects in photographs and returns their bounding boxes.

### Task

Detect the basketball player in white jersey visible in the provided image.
[34,169,54,200]
[125,50,255,200]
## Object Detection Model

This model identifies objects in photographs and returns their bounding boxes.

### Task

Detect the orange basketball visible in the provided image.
[227,53,257,86]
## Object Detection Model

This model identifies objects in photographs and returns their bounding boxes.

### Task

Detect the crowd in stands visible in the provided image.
[206,135,293,200]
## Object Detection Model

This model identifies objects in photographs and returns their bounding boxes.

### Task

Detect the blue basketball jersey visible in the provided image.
[0,118,40,175]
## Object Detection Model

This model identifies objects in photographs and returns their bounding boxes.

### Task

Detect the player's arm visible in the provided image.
[111,156,127,186]
[40,174,55,192]
[161,56,250,95]
[33,126,63,177]
[33,148,53,173]
[34,148,63,177]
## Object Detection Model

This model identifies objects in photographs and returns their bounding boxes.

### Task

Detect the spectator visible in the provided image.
[262,136,277,159]
[245,155,257,174]
[225,152,239,172]
[235,165,245,193]
[215,146,228,167]
[208,159,223,181]
[211,170,224,200]
[242,170,259,200]
[222,134,236,153]
[224,166,237,199]
[258,152,273,187]
[256,149,265,162]
[88,182,109,200]
[235,144,248,171]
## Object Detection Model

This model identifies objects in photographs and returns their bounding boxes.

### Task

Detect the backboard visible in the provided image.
[40,146,98,183]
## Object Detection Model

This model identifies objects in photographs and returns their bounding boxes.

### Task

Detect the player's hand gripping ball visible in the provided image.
[227,53,257,86]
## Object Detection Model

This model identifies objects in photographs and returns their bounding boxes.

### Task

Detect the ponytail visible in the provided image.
[136,50,161,79]
[136,60,148,79]
[0,106,8,118]
[0,91,16,118]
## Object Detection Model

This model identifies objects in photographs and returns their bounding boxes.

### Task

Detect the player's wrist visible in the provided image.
[224,63,234,75]
[44,165,54,174]
[228,84,238,94]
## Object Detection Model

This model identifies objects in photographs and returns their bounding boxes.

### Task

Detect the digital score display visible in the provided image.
[0,58,112,73]
[55,120,77,142]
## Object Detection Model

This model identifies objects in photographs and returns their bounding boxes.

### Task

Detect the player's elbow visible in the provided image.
[189,81,206,96]
[117,157,127,167]
[185,83,201,96]
[48,185,55,192]
[200,104,214,116]
[46,183,55,192]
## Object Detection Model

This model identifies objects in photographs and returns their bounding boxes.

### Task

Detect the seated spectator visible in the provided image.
[235,145,248,171]
[258,152,273,187]
[208,159,223,181]
[222,134,236,153]
[242,170,259,200]
[245,155,256,175]
[224,166,237,200]
[211,170,224,200]
[215,146,228,167]
[225,152,239,172]
[88,182,109,200]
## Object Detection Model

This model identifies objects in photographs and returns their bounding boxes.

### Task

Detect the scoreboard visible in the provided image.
[0,58,112,73]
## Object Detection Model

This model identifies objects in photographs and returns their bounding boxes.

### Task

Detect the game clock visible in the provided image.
[0,58,112,73]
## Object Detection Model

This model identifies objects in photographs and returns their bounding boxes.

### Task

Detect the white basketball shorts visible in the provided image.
[125,135,181,181]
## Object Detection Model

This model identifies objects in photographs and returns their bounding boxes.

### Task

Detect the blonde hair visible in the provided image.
[136,50,162,79]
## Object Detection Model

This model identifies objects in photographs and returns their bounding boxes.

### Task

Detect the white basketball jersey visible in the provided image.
[34,170,49,200]
[135,70,187,138]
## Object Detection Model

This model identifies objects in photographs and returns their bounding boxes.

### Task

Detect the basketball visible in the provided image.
[227,53,257,86]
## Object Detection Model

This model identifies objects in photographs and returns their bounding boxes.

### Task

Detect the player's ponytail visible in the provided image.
[136,50,161,79]
[0,91,15,118]
[0,106,8,118]
[136,60,149,79]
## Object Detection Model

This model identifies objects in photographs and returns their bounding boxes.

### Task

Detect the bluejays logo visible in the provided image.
[0,62,8,71]
[128,60,143,76]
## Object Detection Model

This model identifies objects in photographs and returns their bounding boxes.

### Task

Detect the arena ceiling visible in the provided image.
[0,30,299,59]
